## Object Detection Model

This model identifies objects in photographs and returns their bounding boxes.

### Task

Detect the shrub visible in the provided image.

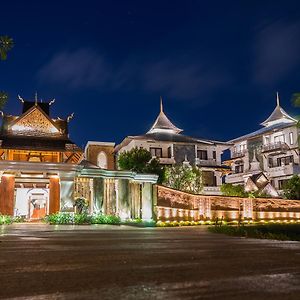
[0,215,13,225]
[73,197,89,214]
[45,212,74,225]
[91,214,121,225]
[220,183,247,197]
[118,147,165,183]
[163,165,203,194]
[124,218,156,227]
[282,175,300,200]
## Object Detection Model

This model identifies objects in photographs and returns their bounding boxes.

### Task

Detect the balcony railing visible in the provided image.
[267,163,300,177]
[262,142,289,153]
[152,156,176,164]
[232,149,247,159]
[195,158,218,166]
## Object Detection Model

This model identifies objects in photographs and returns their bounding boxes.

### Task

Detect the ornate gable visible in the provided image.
[9,106,61,136]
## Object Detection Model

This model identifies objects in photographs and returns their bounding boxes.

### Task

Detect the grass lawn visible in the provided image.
[208,224,300,241]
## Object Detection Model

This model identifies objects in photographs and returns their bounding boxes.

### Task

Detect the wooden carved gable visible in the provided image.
[9,106,60,136]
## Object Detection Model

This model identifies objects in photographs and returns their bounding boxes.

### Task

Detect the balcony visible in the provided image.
[195,158,218,166]
[267,163,300,177]
[231,149,247,159]
[225,172,245,184]
[262,142,289,153]
[153,156,176,165]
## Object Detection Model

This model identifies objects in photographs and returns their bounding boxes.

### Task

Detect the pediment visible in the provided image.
[9,106,60,136]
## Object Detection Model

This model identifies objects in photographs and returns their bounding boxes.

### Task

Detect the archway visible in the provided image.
[97,151,108,169]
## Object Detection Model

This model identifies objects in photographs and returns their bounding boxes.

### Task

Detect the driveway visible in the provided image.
[0,224,300,299]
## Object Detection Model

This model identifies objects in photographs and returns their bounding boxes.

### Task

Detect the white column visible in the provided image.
[141,182,153,221]
[60,180,74,211]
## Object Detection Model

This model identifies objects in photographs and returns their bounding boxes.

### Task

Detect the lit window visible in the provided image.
[289,132,294,145]
[274,134,285,143]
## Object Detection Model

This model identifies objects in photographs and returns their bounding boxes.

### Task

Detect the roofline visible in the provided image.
[85,141,115,147]
[228,122,297,143]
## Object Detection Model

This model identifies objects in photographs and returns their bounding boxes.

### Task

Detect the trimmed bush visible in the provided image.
[91,214,121,225]
[45,212,121,225]
[123,218,156,227]
[208,224,300,241]
[0,215,13,225]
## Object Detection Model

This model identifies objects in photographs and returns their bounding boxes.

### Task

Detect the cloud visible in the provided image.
[142,59,230,99]
[38,49,111,89]
[254,20,300,85]
[38,48,232,101]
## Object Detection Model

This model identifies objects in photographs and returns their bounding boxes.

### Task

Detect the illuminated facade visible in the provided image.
[115,99,231,194]
[0,96,157,220]
[225,93,300,194]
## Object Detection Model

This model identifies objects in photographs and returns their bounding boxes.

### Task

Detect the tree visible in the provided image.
[220,183,247,197]
[0,92,8,110]
[282,175,300,200]
[163,165,203,194]
[0,35,14,110]
[0,36,14,60]
[118,147,165,183]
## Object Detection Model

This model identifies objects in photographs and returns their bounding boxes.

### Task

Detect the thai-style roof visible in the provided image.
[115,98,231,152]
[261,93,297,127]
[230,93,298,143]
[0,95,81,153]
[147,98,182,134]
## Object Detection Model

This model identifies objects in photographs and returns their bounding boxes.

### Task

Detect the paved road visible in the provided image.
[0,224,300,300]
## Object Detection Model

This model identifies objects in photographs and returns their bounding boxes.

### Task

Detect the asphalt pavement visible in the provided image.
[0,224,300,299]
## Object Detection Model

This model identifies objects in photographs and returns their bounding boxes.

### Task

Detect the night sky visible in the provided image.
[1,0,300,148]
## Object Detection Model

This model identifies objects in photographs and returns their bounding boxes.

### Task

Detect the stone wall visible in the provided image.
[157,185,300,221]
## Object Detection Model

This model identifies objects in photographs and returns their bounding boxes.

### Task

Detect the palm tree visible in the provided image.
[291,93,300,147]
[0,35,14,60]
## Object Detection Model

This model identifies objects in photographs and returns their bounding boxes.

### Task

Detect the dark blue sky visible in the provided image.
[1,0,300,148]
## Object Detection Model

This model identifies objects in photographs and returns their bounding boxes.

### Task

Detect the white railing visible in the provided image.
[195,158,218,166]
[262,142,289,152]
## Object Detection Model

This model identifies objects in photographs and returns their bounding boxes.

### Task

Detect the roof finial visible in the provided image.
[160,96,163,113]
[35,91,38,105]
[18,95,24,103]
[276,91,280,107]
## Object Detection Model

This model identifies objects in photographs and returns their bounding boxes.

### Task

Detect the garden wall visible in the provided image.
[156,185,300,222]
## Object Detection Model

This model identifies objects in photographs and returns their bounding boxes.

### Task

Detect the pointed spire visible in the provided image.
[276,91,280,107]
[261,92,297,127]
[147,97,183,134]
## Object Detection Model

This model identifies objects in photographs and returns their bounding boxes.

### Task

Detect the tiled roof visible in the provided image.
[229,122,295,143]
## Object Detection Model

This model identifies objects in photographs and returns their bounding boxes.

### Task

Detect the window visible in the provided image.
[197,150,208,160]
[289,132,294,145]
[277,155,293,166]
[97,152,107,169]
[274,134,285,143]
[235,164,244,174]
[240,143,247,151]
[268,156,273,168]
[167,146,172,158]
[150,147,162,158]
[278,179,289,189]
[212,151,216,160]
[265,136,270,145]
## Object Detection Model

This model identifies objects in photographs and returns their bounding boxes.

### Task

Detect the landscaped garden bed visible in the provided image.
[208,224,300,241]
